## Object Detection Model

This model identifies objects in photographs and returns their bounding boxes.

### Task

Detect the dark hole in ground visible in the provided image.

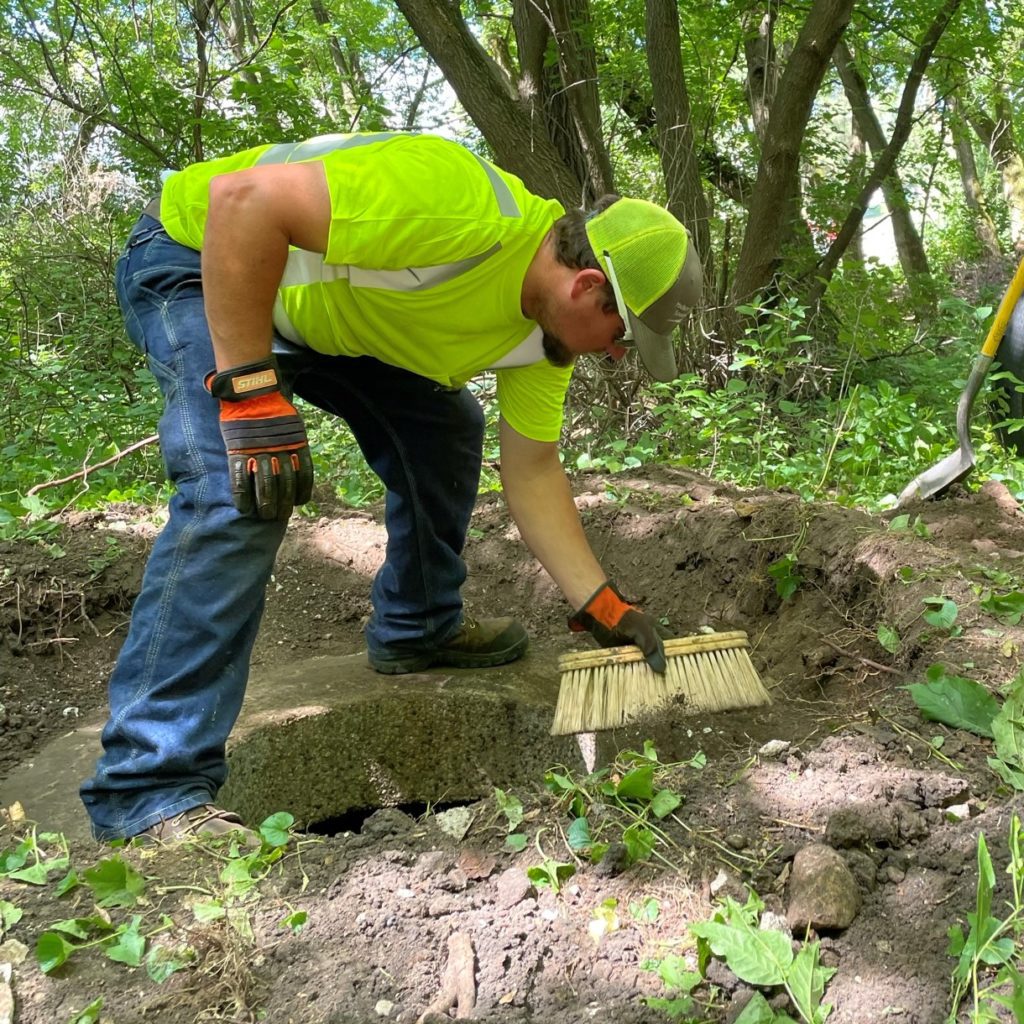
[308,798,477,836]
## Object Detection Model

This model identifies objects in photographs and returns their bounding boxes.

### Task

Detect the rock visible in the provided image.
[786,844,861,932]
[945,803,971,822]
[841,849,877,892]
[494,867,533,909]
[374,999,394,1016]
[759,910,793,939]
[758,739,791,759]
[362,808,417,838]
[824,804,899,848]
[725,833,748,851]
[594,842,630,878]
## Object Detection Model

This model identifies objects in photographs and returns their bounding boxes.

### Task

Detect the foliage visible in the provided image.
[947,814,1024,1023]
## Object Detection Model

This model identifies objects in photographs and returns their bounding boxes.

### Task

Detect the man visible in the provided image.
[80,132,701,843]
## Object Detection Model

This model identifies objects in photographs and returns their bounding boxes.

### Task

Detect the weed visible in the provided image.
[947,814,1024,1022]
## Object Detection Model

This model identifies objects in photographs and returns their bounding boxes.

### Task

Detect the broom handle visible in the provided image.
[558,631,750,670]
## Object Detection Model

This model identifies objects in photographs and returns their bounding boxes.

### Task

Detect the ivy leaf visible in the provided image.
[258,812,294,848]
[615,764,656,801]
[991,674,1024,774]
[83,856,145,908]
[105,916,146,967]
[567,816,592,851]
[504,833,527,853]
[622,823,655,864]
[877,624,901,654]
[68,998,104,1024]
[36,930,77,973]
[922,597,958,630]
[907,668,999,738]
[651,789,682,819]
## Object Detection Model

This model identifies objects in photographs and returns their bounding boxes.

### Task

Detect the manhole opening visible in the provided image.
[308,798,477,837]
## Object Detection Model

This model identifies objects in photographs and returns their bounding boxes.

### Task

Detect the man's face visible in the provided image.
[535,270,630,367]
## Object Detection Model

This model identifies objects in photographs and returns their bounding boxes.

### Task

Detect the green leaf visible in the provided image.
[504,833,527,853]
[650,788,682,819]
[656,954,701,993]
[907,671,999,737]
[643,995,697,1018]
[280,910,308,935]
[145,945,193,984]
[0,898,23,936]
[68,997,104,1024]
[888,514,911,531]
[54,868,80,897]
[105,916,146,966]
[622,823,655,864]
[258,811,294,848]
[689,919,793,986]
[567,816,592,851]
[988,757,1024,790]
[991,675,1024,772]
[615,765,656,801]
[877,624,901,654]
[787,942,836,1021]
[83,856,145,908]
[9,859,66,885]
[922,597,958,629]
[629,897,660,924]
[37,930,77,973]
[493,788,524,831]
[980,591,1024,626]
[192,900,227,923]
[733,992,780,1023]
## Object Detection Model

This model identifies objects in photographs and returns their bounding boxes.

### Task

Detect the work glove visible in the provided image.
[568,580,667,673]
[207,358,314,521]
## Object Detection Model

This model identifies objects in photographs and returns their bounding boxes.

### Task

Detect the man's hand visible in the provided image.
[208,359,314,521]
[568,581,667,673]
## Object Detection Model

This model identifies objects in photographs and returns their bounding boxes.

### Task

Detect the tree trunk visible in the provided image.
[806,0,963,310]
[844,114,865,264]
[743,1,779,143]
[968,92,1024,251]
[948,96,1003,260]
[395,0,584,206]
[833,39,931,296]
[729,0,855,310]
[643,0,711,281]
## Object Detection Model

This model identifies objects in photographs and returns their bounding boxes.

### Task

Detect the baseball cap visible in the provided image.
[585,198,700,381]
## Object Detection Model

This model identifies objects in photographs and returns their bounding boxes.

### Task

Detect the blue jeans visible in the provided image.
[80,216,483,840]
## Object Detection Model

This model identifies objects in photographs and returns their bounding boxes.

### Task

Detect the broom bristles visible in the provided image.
[551,632,770,735]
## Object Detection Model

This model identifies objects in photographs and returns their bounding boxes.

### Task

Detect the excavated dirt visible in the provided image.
[2,465,1024,1023]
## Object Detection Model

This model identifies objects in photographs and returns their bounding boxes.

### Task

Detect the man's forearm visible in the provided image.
[499,421,606,608]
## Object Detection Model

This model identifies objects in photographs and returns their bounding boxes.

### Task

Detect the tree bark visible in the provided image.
[395,0,584,206]
[644,0,711,282]
[834,39,930,292]
[730,0,855,309]
[743,0,779,142]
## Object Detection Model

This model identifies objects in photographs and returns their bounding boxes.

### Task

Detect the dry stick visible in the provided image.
[416,931,476,1023]
[819,637,900,676]
[26,434,159,497]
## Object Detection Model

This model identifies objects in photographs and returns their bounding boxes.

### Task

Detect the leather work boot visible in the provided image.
[137,804,259,846]
[369,615,529,674]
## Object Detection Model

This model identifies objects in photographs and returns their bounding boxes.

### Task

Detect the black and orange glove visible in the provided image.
[568,580,667,673]
[207,358,314,521]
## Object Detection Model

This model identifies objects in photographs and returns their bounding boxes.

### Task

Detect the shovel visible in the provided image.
[897,255,1024,506]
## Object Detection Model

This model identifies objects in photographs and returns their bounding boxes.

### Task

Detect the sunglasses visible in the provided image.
[603,250,635,346]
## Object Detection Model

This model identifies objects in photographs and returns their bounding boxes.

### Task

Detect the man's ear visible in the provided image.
[569,267,607,300]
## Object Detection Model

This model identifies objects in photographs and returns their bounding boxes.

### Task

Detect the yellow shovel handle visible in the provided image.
[982,254,1024,358]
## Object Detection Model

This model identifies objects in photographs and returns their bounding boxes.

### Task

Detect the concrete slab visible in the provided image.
[0,645,593,845]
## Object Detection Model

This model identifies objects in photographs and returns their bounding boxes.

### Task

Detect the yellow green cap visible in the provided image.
[585,198,700,381]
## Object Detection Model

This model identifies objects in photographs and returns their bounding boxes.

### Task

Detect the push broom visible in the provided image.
[551,631,771,735]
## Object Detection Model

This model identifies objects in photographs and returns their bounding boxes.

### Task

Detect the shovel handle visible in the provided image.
[982,255,1024,358]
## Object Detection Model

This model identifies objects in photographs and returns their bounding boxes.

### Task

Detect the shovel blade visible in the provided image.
[896,448,975,506]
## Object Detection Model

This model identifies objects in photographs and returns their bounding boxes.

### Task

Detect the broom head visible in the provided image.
[551,630,770,735]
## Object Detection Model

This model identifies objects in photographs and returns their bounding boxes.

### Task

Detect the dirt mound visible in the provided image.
[2,467,1024,1023]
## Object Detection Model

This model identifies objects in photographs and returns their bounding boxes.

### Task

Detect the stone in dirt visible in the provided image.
[786,844,861,932]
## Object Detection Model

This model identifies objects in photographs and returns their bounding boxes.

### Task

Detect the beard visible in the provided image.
[542,331,574,368]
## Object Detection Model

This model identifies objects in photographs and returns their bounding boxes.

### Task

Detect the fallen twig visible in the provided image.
[417,931,475,1023]
[820,637,900,675]
[27,434,159,497]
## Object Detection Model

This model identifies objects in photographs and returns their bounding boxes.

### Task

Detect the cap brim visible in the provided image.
[628,314,678,382]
